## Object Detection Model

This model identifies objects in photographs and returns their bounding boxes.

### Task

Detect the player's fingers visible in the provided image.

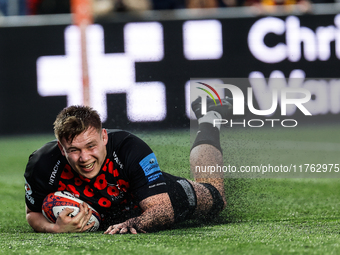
[104,225,113,234]
[104,224,119,232]
[139,229,147,234]
[118,227,141,234]
[105,225,122,235]
[82,209,93,229]
[128,228,138,234]
[82,220,95,232]
[109,227,121,235]
[81,202,90,214]
[119,227,129,234]
[69,203,89,230]
[79,204,93,228]
[74,203,88,220]
[59,207,74,218]
[105,226,140,234]
[85,208,93,220]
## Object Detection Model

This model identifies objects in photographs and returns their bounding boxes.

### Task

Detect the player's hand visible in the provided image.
[104,220,146,235]
[53,202,95,233]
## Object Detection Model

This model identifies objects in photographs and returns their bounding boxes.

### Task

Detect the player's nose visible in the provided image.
[79,149,91,162]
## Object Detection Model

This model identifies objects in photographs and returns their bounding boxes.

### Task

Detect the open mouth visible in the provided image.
[82,162,95,171]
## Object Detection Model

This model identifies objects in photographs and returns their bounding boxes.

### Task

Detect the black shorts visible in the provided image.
[163,172,197,223]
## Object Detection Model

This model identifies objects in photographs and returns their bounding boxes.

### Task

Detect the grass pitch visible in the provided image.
[1,126,340,254]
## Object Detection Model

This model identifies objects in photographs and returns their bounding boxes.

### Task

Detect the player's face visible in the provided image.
[58,127,108,179]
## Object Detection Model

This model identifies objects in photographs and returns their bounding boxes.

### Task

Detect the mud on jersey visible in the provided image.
[24,130,167,227]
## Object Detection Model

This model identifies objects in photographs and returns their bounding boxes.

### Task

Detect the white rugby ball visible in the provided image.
[42,191,101,232]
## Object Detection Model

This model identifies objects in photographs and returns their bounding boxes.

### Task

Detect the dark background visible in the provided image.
[0,14,339,135]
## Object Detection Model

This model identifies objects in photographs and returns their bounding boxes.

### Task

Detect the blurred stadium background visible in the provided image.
[0,0,340,135]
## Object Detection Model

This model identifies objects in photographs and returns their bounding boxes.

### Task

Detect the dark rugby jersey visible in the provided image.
[24,130,167,226]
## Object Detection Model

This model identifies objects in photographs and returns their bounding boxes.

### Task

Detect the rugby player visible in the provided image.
[24,97,232,234]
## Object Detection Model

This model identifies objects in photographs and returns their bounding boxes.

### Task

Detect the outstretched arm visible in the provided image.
[104,193,174,234]
[26,203,95,233]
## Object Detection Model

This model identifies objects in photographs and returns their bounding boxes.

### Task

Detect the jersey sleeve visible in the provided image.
[113,132,168,202]
[24,141,62,212]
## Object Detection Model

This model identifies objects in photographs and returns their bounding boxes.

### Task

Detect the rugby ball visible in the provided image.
[42,191,101,232]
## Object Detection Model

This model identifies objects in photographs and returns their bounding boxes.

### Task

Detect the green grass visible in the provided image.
[1,126,340,254]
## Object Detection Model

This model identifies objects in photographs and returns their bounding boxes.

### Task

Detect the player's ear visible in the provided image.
[57,141,66,156]
[101,129,108,145]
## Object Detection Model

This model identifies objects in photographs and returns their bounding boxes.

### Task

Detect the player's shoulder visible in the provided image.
[105,129,151,160]
[106,129,139,146]
[25,139,66,178]
[28,140,60,161]
[107,129,132,138]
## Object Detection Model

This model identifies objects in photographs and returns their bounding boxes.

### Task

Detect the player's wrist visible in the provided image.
[126,216,147,233]
[46,222,61,233]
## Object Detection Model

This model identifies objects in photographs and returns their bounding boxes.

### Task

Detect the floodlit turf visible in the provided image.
[1,126,340,254]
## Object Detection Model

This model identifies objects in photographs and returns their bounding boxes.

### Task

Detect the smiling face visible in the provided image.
[58,127,108,179]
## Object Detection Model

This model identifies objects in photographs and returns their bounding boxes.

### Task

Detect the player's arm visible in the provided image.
[104,192,174,234]
[104,132,174,234]
[26,203,95,233]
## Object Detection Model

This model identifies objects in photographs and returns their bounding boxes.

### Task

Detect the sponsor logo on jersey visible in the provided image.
[139,153,163,183]
[25,178,35,205]
[148,182,166,189]
[49,160,61,186]
[113,151,124,169]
